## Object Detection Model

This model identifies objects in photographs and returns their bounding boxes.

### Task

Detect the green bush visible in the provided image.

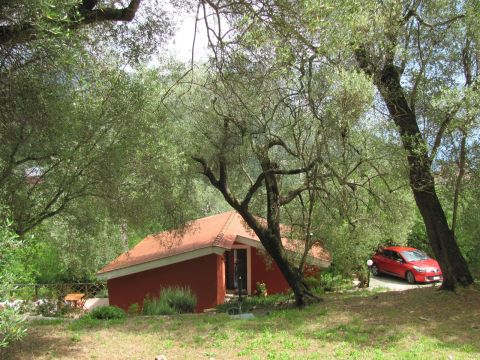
[304,276,321,290]
[89,305,126,320]
[127,303,140,315]
[0,306,27,349]
[0,219,27,349]
[319,268,352,292]
[142,287,197,315]
[34,300,59,317]
[162,287,197,313]
[142,295,176,315]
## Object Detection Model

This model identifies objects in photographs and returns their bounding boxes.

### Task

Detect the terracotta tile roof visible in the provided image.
[97,211,330,275]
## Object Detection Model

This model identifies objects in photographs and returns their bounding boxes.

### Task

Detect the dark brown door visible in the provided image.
[225,249,247,290]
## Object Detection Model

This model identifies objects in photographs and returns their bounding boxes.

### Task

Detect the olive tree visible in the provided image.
[198,0,479,289]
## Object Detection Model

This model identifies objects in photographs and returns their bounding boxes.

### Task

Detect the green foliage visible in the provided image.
[1,58,215,282]
[407,219,431,256]
[142,295,176,316]
[34,300,58,317]
[304,276,321,290]
[127,303,140,315]
[0,307,26,349]
[88,306,126,320]
[0,217,27,349]
[142,287,197,315]
[160,287,197,313]
[95,289,108,299]
[318,267,353,293]
[68,315,125,331]
[215,293,292,313]
[255,282,267,296]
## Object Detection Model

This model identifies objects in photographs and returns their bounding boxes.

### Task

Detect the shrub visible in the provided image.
[304,276,321,290]
[142,287,197,315]
[161,287,197,313]
[319,268,352,292]
[127,303,140,315]
[0,220,27,349]
[34,299,59,317]
[89,305,126,320]
[142,295,175,316]
[0,306,27,349]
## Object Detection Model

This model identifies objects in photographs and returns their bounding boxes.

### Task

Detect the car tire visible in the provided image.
[371,264,380,276]
[406,271,415,284]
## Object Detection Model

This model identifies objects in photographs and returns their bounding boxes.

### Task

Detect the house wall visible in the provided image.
[107,254,224,313]
[250,247,291,294]
[250,248,322,295]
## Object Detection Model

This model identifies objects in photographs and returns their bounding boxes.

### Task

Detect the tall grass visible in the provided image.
[142,287,197,315]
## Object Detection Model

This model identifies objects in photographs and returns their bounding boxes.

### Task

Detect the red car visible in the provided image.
[371,246,443,284]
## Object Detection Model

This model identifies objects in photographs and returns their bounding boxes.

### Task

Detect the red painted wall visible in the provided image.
[250,248,321,295]
[250,248,291,294]
[107,254,224,312]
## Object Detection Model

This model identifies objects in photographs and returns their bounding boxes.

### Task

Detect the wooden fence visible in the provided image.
[11,283,107,301]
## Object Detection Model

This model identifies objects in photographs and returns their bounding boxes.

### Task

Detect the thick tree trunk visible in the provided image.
[236,208,318,307]
[194,149,320,307]
[372,61,474,289]
[234,159,318,307]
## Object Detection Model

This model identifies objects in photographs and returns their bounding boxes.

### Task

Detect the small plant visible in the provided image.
[127,303,140,315]
[34,299,58,317]
[89,305,126,320]
[255,282,267,296]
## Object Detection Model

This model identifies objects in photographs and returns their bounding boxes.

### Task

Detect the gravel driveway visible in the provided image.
[368,274,441,291]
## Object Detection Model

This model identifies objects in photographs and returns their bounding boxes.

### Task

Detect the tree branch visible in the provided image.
[0,0,142,46]
[241,172,265,208]
[279,185,309,206]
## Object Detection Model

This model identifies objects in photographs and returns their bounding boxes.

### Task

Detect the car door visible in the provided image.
[378,250,395,274]
[389,251,405,277]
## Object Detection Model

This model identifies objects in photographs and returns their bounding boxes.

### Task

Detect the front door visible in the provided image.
[225,249,247,291]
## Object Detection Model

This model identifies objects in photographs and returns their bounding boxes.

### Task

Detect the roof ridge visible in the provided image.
[212,211,236,247]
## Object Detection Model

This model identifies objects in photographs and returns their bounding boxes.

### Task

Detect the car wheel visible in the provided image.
[371,264,380,276]
[406,271,415,284]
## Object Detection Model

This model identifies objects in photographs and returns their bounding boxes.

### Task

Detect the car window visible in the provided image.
[391,252,402,261]
[382,250,392,259]
[401,250,430,262]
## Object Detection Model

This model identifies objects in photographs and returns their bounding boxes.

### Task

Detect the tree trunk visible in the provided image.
[235,207,317,307]
[194,148,320,307]
[372,61,473,289]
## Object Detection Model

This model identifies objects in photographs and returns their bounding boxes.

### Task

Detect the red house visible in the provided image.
[97,211,330,312]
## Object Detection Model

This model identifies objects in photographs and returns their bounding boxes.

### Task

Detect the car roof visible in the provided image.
[383,246,418,252]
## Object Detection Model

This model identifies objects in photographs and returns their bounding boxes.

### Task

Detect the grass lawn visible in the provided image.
[3,286,480,359]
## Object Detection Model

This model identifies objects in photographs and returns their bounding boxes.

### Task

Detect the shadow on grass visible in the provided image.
[2,323,78,360]
[207,286,480,357]
[6,287,479,359]
[101,287,480,358]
